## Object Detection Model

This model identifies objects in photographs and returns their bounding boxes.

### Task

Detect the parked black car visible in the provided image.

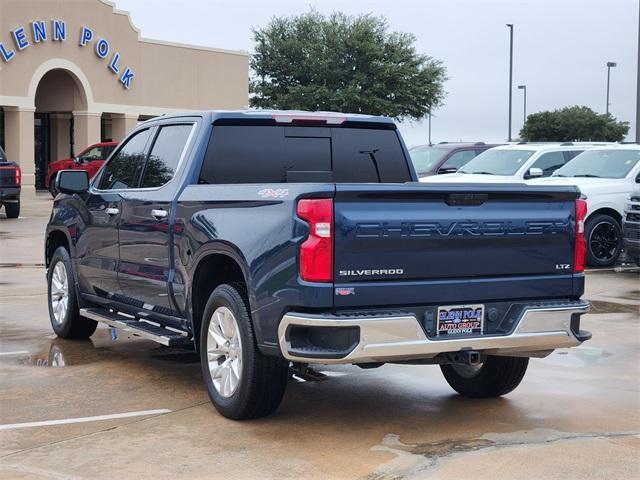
[409,142,503,177]
[622,193,640,264]
[0,146,21,218]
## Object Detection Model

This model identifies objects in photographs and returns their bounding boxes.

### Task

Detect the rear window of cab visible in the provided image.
[199,125,411,184]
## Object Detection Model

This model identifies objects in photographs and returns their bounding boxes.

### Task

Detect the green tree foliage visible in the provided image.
[250,11,447,120]
[519,106,629,142]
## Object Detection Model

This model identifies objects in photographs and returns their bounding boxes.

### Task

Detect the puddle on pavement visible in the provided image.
[18,339,101,368]
[617,290,640,301]
[588,299,639,314]
[0,262,46,269]
[5,327,197,368]
[547,347,613,368]
[369,428,639,479]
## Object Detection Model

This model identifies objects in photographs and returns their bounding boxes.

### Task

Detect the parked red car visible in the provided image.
[46,141,118,196]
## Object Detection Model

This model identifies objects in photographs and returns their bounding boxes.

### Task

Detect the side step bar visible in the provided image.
[81,308,191,347]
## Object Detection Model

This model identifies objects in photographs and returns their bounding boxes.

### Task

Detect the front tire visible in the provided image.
[200,284,289,420]
[47,247,97,339]
[440,355,528,398]
[586,214,622,267]
[4,201,20,218]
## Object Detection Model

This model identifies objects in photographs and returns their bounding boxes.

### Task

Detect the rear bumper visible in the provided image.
[0,187,20,200]
[278,301,590,364]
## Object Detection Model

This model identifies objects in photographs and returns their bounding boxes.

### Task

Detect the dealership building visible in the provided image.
[0,0,249,192]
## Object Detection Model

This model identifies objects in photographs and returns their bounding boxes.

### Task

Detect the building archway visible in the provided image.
[32,68,90,189]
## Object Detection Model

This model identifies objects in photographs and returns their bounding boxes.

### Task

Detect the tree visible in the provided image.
[519,106,629,142]
[250,11,447,120]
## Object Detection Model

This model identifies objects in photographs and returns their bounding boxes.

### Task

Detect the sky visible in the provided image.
[114,0,638,146]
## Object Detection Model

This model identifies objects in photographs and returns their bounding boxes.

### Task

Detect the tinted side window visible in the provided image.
[141,124,193,188]
[564,150,583,162]
[441,149,477,171]
[531,151,566,177]
[98,129,151,190]
[200,126,331,184]
[332,128,410,182]
[99,145,115,159]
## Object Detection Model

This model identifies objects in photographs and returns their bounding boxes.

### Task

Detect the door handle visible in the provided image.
[151,209,168,220]
[105,207,119,216]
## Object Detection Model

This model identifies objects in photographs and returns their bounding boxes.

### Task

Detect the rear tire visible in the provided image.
[47,247,97,339]
[4,201,19,218]
[586,214,622,268]
[199,283,289,420]
[440,355,528,398]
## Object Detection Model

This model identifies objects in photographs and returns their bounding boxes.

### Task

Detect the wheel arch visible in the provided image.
[45,228,72,267]
[586,207,622,225]
[189,247,254,348]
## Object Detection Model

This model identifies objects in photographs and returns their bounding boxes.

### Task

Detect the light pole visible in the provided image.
[606,61,617,115]
[507,24,514,141]
[428,107,432,145]
[518,85,527,124]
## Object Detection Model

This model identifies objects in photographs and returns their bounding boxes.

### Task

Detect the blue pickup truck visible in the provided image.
[46,110,591,419]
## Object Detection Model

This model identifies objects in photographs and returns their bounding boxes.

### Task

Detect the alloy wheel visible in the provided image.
[50,261,69,325]
[589,221,620,263]
[206,306,243,398]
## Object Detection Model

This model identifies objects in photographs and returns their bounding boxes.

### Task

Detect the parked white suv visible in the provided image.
[529,145,640,267]
[419,143,610,183]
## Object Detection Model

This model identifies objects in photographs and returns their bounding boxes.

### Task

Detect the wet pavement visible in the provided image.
[1,195,639,479]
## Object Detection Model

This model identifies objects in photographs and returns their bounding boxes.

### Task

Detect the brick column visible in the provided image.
[4,107,35,196]
[111,113,139,142]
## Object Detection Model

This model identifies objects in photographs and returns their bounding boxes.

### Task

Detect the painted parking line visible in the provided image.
[0,409,172,431]
[0,350,29,356]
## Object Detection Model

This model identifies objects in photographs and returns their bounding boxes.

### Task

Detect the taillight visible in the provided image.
[297,198,334,282]
[574,198,587,273]
[15,167,21,186]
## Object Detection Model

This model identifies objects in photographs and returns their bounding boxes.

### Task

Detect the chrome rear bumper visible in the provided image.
[278,302,590,364]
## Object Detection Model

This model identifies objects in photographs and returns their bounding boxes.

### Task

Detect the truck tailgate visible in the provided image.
[0,162,19,189]
[333,183,580,307]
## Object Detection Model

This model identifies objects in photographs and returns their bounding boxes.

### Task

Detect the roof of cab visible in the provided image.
[139,109,394,126]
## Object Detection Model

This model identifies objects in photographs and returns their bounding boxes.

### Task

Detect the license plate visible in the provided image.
[437,304,484,337]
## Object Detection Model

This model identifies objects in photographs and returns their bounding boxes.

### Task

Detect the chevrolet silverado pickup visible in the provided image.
[0,146,21,218]
[45,110,591,419]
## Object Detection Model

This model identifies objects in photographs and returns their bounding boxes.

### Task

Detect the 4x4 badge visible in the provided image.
[258,188,289,199]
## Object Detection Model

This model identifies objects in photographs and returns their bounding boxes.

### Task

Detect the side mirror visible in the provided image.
[636,172,640,184]
[56,170,89,194]
[527,167,543,178]
[73,156,82,164]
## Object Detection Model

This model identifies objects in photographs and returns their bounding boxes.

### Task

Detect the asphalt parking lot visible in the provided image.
[1,194,639,480]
